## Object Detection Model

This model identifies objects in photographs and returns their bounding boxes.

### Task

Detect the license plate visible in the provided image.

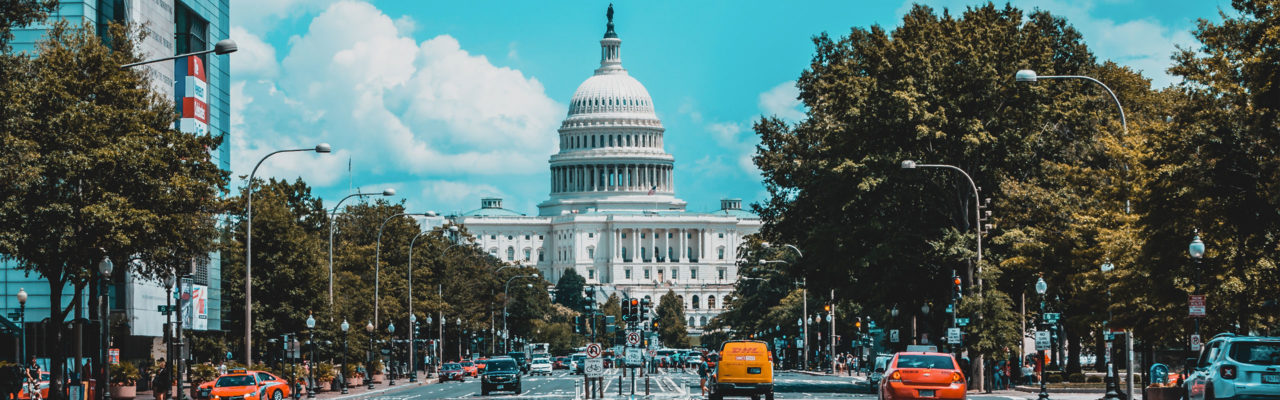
[918,390,936,397]
[496,384,505,389]
[1264,373,1280,384]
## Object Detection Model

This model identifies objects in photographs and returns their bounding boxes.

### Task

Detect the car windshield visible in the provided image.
[1229,341,1280,365]
[462,361,474,367]
[486,360,519,373]
[215,375,256,387]
[533,358,550,364]
[896,355,955,370]
[572,355,585,361]
[444,363,461,370]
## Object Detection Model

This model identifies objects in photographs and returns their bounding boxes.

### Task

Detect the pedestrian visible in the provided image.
[24,356,41,400]
[697,352,710,396]
[152,359,172,400]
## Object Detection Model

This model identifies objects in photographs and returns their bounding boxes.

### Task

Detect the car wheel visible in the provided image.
[709,394,723,400]
[515,384,522,393]
[271,390,283,400]
[766,392,774,400]
[481,389,489,396]
[1205,383,1215,400]
[752,395,761,400]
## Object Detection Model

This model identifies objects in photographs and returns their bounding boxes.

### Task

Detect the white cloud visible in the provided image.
[758,81,805,122]
[230,0,339,33]
[231,1,563,189]
[229,27,278,77]
[507,42,519,61]
[394,15,417,36]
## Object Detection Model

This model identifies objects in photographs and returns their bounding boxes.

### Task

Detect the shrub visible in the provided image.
[1067,373,1086,382]
[315,362,336,381]
[111,362,141,385]
[190,364,218,384]
[1087,375,1103,383]
[343,363,361,378]
[370,359,384,374]
[1046,372,1065,383]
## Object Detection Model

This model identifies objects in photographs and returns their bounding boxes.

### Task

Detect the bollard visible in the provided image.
[645,376,650,395]
[583,377,590,399]
[619,373,624,396]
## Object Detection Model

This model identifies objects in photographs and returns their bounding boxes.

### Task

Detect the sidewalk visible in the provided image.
[135,373,435,400]
[977,389,1102,400]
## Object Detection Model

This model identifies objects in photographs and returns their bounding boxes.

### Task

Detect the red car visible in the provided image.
[460,360,478,377]
[878,352,967,400]
[553,356,569,370]
[198,369,291,400]
[439,363,467,382]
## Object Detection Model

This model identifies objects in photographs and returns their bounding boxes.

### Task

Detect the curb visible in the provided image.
[1011,385,1106,394]
[322,380,430,400]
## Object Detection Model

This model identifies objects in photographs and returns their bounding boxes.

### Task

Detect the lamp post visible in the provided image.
[99,257,114,400]
[405,226,456,382]
[503,274,540,352]
[761,242,805,369]
[374,211,437,328]
[340,320,349,394]
[306,314,316,399]
[408,314,417,383]
[245,143,331,365]
[164,273,176,391]
[17,288,26,364]
[1036,277,1050,400]
[456,318,462,362]
[365,321,375,390]
[424,316,434,377]
[1189,232,1205,352]
[329,188,395,310]
[387,323,396,386]
[121,39,236,69]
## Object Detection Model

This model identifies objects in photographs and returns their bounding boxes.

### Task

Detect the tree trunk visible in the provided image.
[47,278,66,400]
[1096,328,1107,373]
[1066,328,1081,374]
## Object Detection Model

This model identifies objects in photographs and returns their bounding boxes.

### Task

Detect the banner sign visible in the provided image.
[176,55,209,136]
[1189,295,1207,317]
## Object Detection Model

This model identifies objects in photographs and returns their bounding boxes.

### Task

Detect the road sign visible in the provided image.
[1035,331,1051,351]
[626,331,641,346]
[947,328,961,344]
[889,329,900,343]
[1044,313,1060,324]
[1189,295,1207,317]
[586,343,602,358]
[1191,334,1202,351]
[585,358,604,378]
[956,318,970,327]
[625,348,642,366]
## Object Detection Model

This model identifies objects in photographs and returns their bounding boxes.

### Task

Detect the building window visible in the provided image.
[539,235,544,240]
[508,235,513,240]
[689,317,696,326]
[625,269,632,279]
[718,269,725,280]
[490,235,496,240]
[654,247,661,261]
[644,269,650,280]
[588,269,595,279]
[641,233,646,239]
[717,247,725,260]
[622,247,629,260]
[687,233,692,239]
[668,247,675,261]
[589,232,594,238]
[708,295,716,309]
[525,235,530,240]
[718,232,724,238]
[622,233,627,239]
[489,247,498,256]
[672,269,679,280]
[538,248,544,261]
[700,316,708,326]
[523,248,531,262]
[506,246,514,261]
[690,267,697,280]
[691,295,699,309]
[640,247,647,260]
[587,247,595,260]
[668,232,673,239]
[688,247,694,259]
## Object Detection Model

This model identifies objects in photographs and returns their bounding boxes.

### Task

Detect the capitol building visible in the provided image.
[454,9,760,338]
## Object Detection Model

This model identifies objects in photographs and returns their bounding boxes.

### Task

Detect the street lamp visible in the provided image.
[899,160,986,289]
[245,143,331,365]
[503,274,540,352]
[365,321,375,390]
[425,315,435,376]
[99,257,114,400]
[306,314,316,399]
[1035,277,1050,400]
[760,242,806,369]
[340,319,349,394]
[121,39,237,69]
[374,211,438,328]
[1014,70,1128,135]
[387,323,396,386]
[329,188,395,309]
[1189,231,1206,356]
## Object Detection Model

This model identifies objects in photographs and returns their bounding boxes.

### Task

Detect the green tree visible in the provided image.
[553,269,587,312]
[0,0,56,51]
[655,290,689,348]
[0,22,227,399]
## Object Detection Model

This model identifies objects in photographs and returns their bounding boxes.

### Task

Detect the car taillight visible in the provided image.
[1220,365,1237,380]
[890,371,902,381]
[952,372,963,382]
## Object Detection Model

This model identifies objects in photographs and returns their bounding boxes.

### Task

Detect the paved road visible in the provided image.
[362,369,1055,400]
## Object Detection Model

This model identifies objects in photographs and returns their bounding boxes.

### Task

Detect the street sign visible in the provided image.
[626,331,641,346]
[1044,313,1060,324]
[795,339,803,348]
[868,321,876,329]
[1035,331,1051,351]
[625,348,642,366]
[956,318,970,327]
[947,328,961,344]
[585,358,604,378]
[1189,295,1207,317]
[889,329,900,343]
[586,343,602,358]
[1191,334,1202,351]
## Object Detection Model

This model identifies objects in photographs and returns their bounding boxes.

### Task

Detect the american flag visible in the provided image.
[648,185,656,195]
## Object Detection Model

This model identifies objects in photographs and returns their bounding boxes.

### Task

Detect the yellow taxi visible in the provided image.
[709,340,774,400]
[197,369,291,400]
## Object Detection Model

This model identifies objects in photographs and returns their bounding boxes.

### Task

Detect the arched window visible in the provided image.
[700,316,708,326]
[677,295,684,307]
[692,295,700,309]
[708,295,716,309]
[717,246,726,260]
[506,246,515,261]
[689,317,696,327]
[523,248,532,262]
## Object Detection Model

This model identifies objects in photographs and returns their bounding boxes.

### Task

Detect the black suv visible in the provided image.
[481,357,522,395]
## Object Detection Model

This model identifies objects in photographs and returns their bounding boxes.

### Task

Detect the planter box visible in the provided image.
[319,382,331,392]
[110,385,137,400]
[346,377,361,387]
[372,373,385,383]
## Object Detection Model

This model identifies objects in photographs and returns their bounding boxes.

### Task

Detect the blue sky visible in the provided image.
[227,0,1229,216]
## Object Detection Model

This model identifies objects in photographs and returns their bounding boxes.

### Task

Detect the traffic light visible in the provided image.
[855,317,862,330]
[824,304,831,312]
[574,316,582,333]
[640,297,651,317]
[650,320,659,331]
[952,271,963,300]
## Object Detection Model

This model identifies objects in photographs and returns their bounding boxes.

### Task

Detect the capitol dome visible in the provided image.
[567,73,655,116]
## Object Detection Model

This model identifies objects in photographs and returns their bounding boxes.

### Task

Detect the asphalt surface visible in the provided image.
[360,368,1046,400]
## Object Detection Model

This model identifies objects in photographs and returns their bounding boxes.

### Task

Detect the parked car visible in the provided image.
[196,369,291,400]
[571,353,587,375]
[708,341,773,400]
[553,356,569,370]
[439,363,467,383]
[878,351,967,400]
[1185,333,1280,400]
[480,358,522,395]
[529,358,553,376]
